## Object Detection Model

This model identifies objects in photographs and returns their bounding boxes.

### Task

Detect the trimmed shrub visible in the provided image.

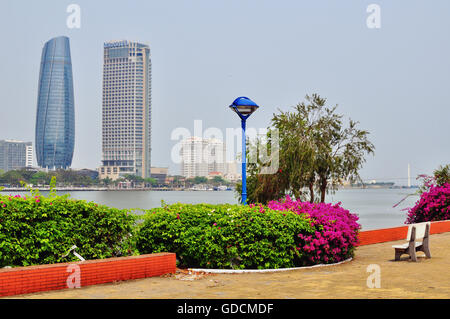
[135,203,315,269]
[406,183,450,224]
[267,196,360,264]
[0,194,136,267]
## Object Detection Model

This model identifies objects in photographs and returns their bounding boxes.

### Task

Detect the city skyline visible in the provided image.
[0,1,449,185]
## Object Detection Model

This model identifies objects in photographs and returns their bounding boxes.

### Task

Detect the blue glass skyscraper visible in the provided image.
[35,36,75,169]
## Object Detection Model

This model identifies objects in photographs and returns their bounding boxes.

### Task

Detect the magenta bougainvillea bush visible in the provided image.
[406,183,450,224]
[266,196,360,264]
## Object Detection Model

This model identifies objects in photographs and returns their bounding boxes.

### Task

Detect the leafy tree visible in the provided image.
[187,176,208,184]
[433,164,450,186]
[30,171,50,185]
[144,177,158,187]
[15,169,35,182]
[122,174,144,188]
[0,170,24,186]
[416,164,450,195]
[101,177,113,187]
[211,176,227,185]
[239,94,375,204]
[172,175,184,186]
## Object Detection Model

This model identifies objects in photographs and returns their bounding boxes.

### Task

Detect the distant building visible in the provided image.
[98,166,120,181]
[35,36,75,170]
[180,137,226,178]
[208,171,223,178]
[100,40,152,180]
[224,161,241,182]
[150,167,168,184]
[25,144,33,167]
[74,168,99,180]
[0,140,33,172]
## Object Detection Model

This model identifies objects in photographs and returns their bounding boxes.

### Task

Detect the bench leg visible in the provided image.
[394,249,403,261]
[422,238,431,258]
[409,247,417,262]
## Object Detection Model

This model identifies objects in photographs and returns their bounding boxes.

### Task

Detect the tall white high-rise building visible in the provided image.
[25,144,33,167]
[180,137,226,178]
[99,40,152,180]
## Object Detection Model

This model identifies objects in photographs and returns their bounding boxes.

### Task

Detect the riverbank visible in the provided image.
[0,187,232,192]
[1,186,409,192]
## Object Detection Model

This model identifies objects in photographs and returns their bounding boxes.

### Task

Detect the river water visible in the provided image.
[1,188,419,230]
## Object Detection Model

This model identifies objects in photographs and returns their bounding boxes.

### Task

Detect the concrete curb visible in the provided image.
[188,257,353,274]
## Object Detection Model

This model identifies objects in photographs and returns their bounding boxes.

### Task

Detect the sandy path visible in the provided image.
[7,232,450,299]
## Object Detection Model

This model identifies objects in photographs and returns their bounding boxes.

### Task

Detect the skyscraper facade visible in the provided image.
[180,137,226,178]
[35,36,75,170]
[0,140,33,172]
[100,40,152,179]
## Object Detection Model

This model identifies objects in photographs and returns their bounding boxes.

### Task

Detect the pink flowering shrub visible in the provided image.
[406,183,450,224]
[267,196,360,265]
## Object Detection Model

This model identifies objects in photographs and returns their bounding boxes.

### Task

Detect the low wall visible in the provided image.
[0,253,175,297]
[358,220,450,245]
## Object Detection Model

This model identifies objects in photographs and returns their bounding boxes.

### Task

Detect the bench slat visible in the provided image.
[406,222,430,240]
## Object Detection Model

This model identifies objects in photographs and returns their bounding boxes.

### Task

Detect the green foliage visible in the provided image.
[144,177,158,186]
[0,193,136,267]
[135,203,315,269]
[416,164,450,195]
[186,176,208,185]
[434,164,450,186]
[0,169,97,187]
[211,176,227,185]
[238,94,375,204]
[123,174,144,183]
[49,176,57,198]
[0,170,24,186]
[101,177,113,186]
[30,171,50,185]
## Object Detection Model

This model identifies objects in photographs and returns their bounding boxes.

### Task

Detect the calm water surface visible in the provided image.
[1,188,419,230]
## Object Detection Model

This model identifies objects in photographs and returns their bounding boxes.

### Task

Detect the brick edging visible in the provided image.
[358,220,450,245]
[0,252,176,297]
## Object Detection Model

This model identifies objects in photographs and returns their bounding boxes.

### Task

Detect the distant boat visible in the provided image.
[349,182,395,188]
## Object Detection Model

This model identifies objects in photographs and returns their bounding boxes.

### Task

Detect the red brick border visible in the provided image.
[359,220,450,245]
[0,253,175,297]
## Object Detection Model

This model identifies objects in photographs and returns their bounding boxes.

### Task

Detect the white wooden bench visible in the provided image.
[392,222,431,261]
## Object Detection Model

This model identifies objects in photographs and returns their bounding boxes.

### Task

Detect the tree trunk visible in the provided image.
[293,189,300,201]
[320,178,327,203]
[309,183,315,203]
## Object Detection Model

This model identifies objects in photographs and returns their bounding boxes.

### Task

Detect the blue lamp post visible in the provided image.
[229,96,259,205]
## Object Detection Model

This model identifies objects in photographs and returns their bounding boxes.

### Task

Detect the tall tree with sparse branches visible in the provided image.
[239,94,375,204]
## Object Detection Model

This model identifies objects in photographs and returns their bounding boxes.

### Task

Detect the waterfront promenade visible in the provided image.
[10,232,450,299]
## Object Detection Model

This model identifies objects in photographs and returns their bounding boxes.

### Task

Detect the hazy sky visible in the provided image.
[0,0,449,185]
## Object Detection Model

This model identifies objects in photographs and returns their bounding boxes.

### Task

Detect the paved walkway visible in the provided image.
[8,232,450,299]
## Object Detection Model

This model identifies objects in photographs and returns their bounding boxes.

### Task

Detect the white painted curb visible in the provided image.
[188,257,352,274]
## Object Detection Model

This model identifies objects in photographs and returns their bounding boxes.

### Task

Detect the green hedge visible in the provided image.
[0,194,136,267]
[135,203,315,269]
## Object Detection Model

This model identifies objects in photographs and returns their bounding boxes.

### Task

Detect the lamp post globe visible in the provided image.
[228,96,259,205]
[229,96,259,120]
